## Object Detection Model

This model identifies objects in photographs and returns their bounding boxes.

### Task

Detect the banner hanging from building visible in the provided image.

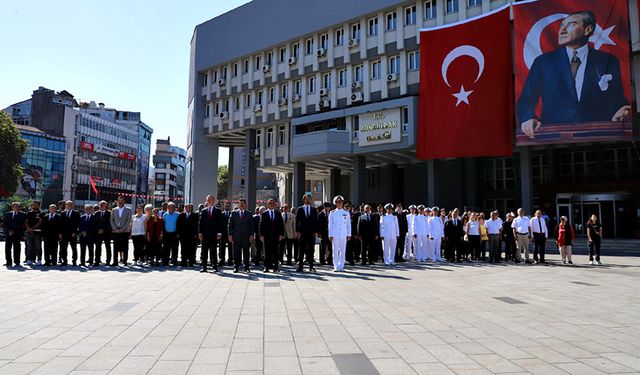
[417,5,513,160]
[514,0,632,145]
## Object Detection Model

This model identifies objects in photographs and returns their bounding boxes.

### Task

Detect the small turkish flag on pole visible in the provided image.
[417,5,514,160]
[89,176,99,195]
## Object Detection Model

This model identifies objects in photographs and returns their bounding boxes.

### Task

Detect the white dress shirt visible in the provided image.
[565,44,589,101]
[513,216,531,234]
[406,214,416,236]
[485,218,503,235]
[131,214,147,236]
[530,216,548,238]
[429,216,444,238]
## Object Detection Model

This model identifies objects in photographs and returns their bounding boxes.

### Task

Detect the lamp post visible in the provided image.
[82,156,110,203]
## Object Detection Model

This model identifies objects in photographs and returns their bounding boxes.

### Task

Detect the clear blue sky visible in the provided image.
[1,0,251,165]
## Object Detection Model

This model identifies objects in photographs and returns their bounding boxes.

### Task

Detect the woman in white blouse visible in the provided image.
[466,212,481,261]
[131,205,147,266]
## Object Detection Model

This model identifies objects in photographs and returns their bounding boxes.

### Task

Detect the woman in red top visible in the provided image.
[145,206,164,266]
[555,216,575,265]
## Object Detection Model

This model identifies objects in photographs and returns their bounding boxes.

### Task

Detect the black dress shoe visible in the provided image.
[233,268,239,273]
[296,267,303,272]
[309,267,316,272]
[244,267,250,273]
[263,268,270,273]
[200,268,208,273]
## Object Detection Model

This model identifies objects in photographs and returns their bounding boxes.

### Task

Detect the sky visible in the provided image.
[1,0,251,165]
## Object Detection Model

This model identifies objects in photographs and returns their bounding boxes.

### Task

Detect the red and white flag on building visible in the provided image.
[89,176,99,195]
[417,5,513,160]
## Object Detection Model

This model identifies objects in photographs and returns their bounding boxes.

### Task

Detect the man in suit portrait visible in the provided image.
[78,204,97,267]
[198,195,222,272]
[60,200,80,266]
[295,194,318,272]
[94,200,112,266]
[517,10,630,138]
[228,198,254,273]
[3,202,26,267]
[177,203,199,267]
[259,199,284,273]
[110,196,132,266]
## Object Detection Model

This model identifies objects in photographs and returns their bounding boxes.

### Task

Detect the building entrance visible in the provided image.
[556,193,632,238]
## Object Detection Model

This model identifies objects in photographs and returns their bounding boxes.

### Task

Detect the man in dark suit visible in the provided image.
[444,208,465,262]
[357,204,379,265]
[78,204,97,267]
[94,200,112,266]
[219,201,233,266]
[317,202,332,265]
[178,203,199,267]
[259,199,284,273]
[252,206,264,266]
[228,199,254,272]
[42,204,63,266]
[518,10,630,139]
[198,195,222,272]
[60,200,80,266]
[3,202,26,267]
[295,194,318,272]
[394,203,408,263]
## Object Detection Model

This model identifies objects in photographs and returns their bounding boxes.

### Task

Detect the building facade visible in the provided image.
[187,0,640,238]
[152,138,186,206]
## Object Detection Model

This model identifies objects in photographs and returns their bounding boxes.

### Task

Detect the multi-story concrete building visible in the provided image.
[152,138,186,206]
[228,147,277,202]
[187,0,640,238]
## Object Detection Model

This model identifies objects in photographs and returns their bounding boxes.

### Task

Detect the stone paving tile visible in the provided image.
[1,251,640,374]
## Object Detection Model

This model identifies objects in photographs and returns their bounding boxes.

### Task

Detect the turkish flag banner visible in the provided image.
[417,5,513,160]
[514,0,632,145]
[89,176,99,194]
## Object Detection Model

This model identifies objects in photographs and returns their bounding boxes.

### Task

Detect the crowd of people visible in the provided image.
[2,194,605,272]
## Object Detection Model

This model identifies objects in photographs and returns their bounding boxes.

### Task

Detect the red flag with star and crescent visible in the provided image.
[417,5,513,160]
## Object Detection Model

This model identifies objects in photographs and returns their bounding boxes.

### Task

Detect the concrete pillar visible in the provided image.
[329,168,341,200]
[227,146,234,200]
[293,162,306,208]
[190,138,219,206]
[519,147,534,214]
[351,156,366,205]
[426,160,436,206]
[245,130,257,211]
[285,172,293,207]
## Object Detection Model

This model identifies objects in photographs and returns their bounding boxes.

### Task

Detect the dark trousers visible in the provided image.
[147,240,162,263]
[469,235,481,259]
[59,234,78,264]
[395,234,406,261]
[503,237,515,260]
[112,232,130,264]
[346,237,359,264]
[320,236,332,264]
[263,237,279,271]
[218,236,231,263]
[253,237,263,264]
[132,235,145,262]
[589,237,601,261]
[4,234,22,266]
[297,234,315,270]
[162,232,178,265]
[233,238,251,268]
[533,233,546,262]
[95,233,112,265]
[488,234,501,262]
[445,238,462,261]
[201,237,218,269]
[180,236,197,265]
[279,237,295,263]
[360,237,375,264]
[79,236,94,265]
[44,237,58,265]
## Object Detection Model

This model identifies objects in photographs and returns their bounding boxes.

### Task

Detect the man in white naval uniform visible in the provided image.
[412,205,429,262]
[380,203,400,265]
[328,195,351,272]
[428,206,445,262]
[403,205,417,260]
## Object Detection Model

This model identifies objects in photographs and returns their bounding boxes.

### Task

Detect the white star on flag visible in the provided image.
[452,85,474,107]
[589,24,616,50]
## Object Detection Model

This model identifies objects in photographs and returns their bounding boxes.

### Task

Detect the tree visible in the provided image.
[217,164,229,200]
[0,111,28,198]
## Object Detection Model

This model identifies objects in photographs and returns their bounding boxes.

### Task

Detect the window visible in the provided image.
[483,158,516,190]
[338,69,347,87]
[202,72,208,87]
[278,125,286,146]
[233,63,238,77]
[269,87,275,102]
[351,23,361,40]
[320,33,328,49]
[531,153,549,186]
[388,55,400,74]
[353,65,363,82]
[292,43,299,58]
[234,97,240,111]
[266,128,274,148]
[224,99,229,112]
[215,102,220,115]
[405,5,417,25]
[368,17,379,36]
[468,0,481,7]
[424,0,436,19]
[205,104,210,118]
[408,51,420,71]
[294,80,302,95]
[279,47,286,63]
[371,60,381,79]
[483,199,517,215]
[305,38,314,55]
[386,11,397,31]
[245,93,251,107]
[255,56,261,70]
[446,0,459,14]
[156,163,166,169]
[222,66,228,79]
[257,91,263,105]
[308,77,316,94]
[322,73,331,89]
[243,59,249,73]
[560,151,598,182]
[213,70,218,82]
[256,130,261,147]
[281,83,288,98]
[266,51,273,66]
[602,148,639,180]
[335,28,344,45]
[155,173,166,179]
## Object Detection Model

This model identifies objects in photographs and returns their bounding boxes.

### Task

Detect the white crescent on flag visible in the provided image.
[441,45,485,87]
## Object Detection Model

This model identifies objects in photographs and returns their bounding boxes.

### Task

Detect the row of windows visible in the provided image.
[255,125,287,149]
[22,135,66,152]
[202,0,464,85]
[77,116,138,144]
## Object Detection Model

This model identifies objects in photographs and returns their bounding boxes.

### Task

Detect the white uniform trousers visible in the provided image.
[331,237,347,271]
[430,238,443,261]
[403,235,416,260]
[383,237,397,264]
[415,235,428,261]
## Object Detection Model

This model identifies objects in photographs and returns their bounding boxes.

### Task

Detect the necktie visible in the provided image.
[12,212,15,219]
[367,214,370,221]
[284,213,287,222]
[68,211,71,218]
[209,207,212,216]
[240,211,243,219]
[270,210,274,221]
[538,218,542,233]
[305,206,309,217]
[186,213,189,219]
[570,50,581,81]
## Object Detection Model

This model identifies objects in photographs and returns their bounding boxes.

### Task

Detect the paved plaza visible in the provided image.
[1,249,639,375]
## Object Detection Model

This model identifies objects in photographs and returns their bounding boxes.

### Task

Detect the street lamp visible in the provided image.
[81,156,110,202]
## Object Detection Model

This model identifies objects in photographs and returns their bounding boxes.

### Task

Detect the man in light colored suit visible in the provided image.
[280,204,296,266]
[109,196,132,266]
[228,199,254,273]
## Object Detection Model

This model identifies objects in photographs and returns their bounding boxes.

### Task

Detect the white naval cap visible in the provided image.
[332,195,344,205]
[408,205,417,210]
[417,205,425,210]
[384,203,394,210]
[432,206,440,212]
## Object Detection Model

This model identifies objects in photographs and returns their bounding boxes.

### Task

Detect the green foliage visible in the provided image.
[217,164,229,199]
[0,111,28,197]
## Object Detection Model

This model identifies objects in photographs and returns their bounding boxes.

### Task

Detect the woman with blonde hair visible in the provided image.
[131,205,147,266]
